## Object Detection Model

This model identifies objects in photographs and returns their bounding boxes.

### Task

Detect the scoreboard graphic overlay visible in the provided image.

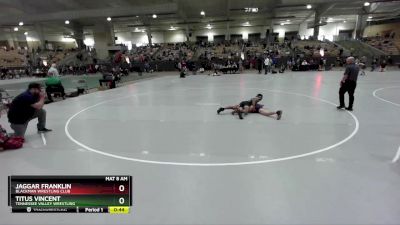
[8,176,132,213]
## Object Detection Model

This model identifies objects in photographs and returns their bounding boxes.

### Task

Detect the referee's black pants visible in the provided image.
[339,80,357,109]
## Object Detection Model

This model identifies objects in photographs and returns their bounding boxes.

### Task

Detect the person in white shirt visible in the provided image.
[48,63,60,77]
[264,56,271,74]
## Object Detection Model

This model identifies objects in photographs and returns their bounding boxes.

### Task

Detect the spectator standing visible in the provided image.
[359,56,367,76]
[387,56,393,65]
[256,56,263,74]
[264,56,271,74]
[371,57,378,71]
[380,60,387,72]
[238,59,243,73]
[287,58,293,70]
[319,58,324,71]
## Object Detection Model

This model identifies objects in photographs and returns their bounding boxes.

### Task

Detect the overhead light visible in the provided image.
[368,16,373,19]
[206,24,212,29]
[152,14,157,19]
[286,19,290,22]
[136,15,139,18]
[243,21,251,26]
[343,20,347,23]
[18,22,24,26]
[65,20,70,24]
[24,32,28,35]
[135,28,146,33]
[14,27,18,31]
[244,7,258,13]
[169,26,176,30]
[306,4,312,9]
[327,17,333,22]
[200,10,205,16]
[280,23,285,26]
[107,17,112,21]
[364,2,370,6]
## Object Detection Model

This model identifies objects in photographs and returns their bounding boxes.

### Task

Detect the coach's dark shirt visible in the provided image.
[8,91,39,124]
[344,63,360,82]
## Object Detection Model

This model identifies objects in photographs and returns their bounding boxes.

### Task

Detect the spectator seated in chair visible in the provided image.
[45,75,65,103]
[99,72,116,89]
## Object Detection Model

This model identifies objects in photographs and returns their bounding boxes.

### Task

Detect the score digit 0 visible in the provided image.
[119,185,125,192]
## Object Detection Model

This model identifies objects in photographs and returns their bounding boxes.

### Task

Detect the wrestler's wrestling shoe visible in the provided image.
[38,128,52,133]
[217,107,224,114]
[276,110,283,120]
[237,110,243,120]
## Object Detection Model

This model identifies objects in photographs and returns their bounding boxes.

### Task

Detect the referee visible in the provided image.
[337,57,359,111]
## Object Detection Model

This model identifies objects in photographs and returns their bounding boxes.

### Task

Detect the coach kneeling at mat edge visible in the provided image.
[8,83,52,137]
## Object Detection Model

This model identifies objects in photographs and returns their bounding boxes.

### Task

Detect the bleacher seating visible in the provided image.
[0,48,27,67]
[292,40,341,57]
[198,41,242,60]
[154,43,195,61]
[243,41,291,58]
[129,45,159,61]
[364,37,400,55]
[335,40,385,60]
[38,49,78,65]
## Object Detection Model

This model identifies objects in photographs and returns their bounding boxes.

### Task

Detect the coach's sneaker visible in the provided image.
[38,128,52,133]
[237,110,243,120]
[345,107,353,111]
[276,110,283,120]
[217,107,224,114]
